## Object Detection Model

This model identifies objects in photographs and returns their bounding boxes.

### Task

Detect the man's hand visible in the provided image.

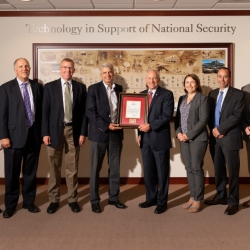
[79,135,85,146]
[1,138,11,149]
[212,128,224,138]
[43,136,51,145]
[138,123,150,133]
[245,126,250,135]
[109,123,122,131]
[137,135,141,147]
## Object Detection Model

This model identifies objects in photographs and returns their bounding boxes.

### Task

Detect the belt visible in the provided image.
[63,122,73,126]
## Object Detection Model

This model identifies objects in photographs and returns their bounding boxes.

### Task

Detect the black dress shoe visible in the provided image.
[224,205,238,215]
[47,203,59,214]
[23,204,40,213]
[3,208,15,218]
[139,201,157,208]
[154,205,167,214]
[69,202,81,213]
[92,203,101,213]
[204,199,227,206]
[108,200,127,209]
[0,209,2,213]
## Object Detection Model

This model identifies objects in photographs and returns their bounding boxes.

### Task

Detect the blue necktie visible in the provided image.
[21,83,33,128]
[214,91,224,127]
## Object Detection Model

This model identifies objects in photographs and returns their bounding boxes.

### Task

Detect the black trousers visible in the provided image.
[209,138,240,206]
[4,125,41,209]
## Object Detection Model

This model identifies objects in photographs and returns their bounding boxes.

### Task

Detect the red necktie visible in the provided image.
[148,91,153,107]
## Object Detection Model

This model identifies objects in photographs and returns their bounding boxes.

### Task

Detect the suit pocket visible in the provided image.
[8,124,16,130]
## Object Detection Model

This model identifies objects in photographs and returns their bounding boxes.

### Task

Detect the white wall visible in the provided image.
[0,15,249,178]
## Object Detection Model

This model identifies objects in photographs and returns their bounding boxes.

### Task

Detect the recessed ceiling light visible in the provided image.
[152,0,163,1]
[21,0,32,2]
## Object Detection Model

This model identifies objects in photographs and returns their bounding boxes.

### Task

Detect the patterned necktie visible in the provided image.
[148,91,153,107]
[64,82,72,122]
[214,91,224,127]
[21,82,33,128]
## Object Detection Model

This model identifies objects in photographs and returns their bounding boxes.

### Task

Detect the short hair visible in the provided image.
[13,58,30,69]
[183,74,202,93]
[218,66,231,77]
[146,69,160,80]
[99,63,114,74]
[61,58,75,68]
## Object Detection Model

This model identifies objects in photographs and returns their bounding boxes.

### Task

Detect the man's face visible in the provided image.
[217,68,230,90]
[146,71,159,91]
[60,61,75,81]
[100,67,114,85]
[14,59,30,82]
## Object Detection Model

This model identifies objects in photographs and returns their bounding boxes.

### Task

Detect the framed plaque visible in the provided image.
[118,93,148,128]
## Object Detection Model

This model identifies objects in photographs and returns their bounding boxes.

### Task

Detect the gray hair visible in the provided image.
[146,69,160,80]
[14,58,30,69]
[99,62,114,74]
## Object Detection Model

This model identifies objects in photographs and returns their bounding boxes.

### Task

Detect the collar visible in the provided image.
[103,81,115,90]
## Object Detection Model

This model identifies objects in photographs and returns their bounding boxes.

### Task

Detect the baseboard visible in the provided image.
[0,177,249,185]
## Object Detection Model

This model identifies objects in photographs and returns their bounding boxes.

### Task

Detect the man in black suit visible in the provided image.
[86,62,126,213]
[0,58,43,218]
[42,58,88,214]
[205,67,244,215]
[138,70,174,214]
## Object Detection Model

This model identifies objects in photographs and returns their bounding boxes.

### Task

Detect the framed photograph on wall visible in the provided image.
[33,43,233,111]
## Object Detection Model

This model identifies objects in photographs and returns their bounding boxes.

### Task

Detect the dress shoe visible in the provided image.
[3,208,15,218]
[204,198,227,206]
[69,202,81,213]
[47,203,59,214]
[224,205,238,215]
[139,201,157,208]
[108,200,126,209]
[23,204,40,213]
[0,209,2,213]
[154,205,167,214]
[92,203,101,213]
[243,200,250,207]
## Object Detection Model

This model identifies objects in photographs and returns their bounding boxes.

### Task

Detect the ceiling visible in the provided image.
[0,0,250,11]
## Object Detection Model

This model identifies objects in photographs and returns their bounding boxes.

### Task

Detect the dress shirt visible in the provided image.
[17,77,35,122]
[103,81,118,123]
[147,88,157,98]
[61,78,73,123]
[180,95,192,134]
[216,86,229,108]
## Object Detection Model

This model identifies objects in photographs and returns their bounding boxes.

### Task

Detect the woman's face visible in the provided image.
[184,76,198,94]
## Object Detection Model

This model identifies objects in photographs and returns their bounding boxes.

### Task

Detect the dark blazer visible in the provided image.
[86,81,123,143]
[175,92,209,142]
[140,86,174,151]
[0,78,43,148]
[208,86,244,151]
[241,84,250,141]
[41,78,88,149]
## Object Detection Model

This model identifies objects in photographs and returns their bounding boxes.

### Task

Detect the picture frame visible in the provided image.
[118,93,148,128]
[33,43,233,111]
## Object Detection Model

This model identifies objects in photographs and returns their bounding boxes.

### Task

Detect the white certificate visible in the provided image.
[125,101,141,118]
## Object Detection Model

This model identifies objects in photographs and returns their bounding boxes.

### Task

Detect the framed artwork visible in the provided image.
[33,43,233,110]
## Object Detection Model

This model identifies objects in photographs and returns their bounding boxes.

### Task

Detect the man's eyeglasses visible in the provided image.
[60,66,74,70]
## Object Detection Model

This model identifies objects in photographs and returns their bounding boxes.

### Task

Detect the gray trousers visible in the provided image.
[180,141,207,201]
[90,132,122,204]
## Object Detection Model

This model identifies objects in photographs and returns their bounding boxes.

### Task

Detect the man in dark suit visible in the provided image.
[138,70,174,214]
[86,62,126,213]
[241,84,250,207]
[205,67,244,215]
[0,58,43,218]
[42,58,88,214]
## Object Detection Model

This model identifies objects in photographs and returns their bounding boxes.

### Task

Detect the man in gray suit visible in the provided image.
[241,84,250,207]
[205,67,244,215]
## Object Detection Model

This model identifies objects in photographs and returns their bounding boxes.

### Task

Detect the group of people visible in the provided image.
[0,57,249,219]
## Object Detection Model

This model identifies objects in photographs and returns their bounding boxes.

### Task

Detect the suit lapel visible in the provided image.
[149,87,162,114]
[12,78,26,117]
[55,79,64,111]
[101,81,111,112]
[188,93,199,121]
[72,80,78,109]
[30,79,37,111]
[220,87,232,115]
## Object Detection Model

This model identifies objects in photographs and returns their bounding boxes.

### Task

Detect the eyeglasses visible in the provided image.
[60,66,74,71]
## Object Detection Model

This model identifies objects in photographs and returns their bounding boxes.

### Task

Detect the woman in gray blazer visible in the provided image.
[175,74,209,213]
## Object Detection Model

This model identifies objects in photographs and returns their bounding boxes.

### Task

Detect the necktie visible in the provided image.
[107,87,117,123]
[214,91,224,127]
[64,82,72,121]
[21,83,33,128]
[148,91,153,107]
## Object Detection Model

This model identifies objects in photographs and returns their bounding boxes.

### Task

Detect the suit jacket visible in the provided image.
[208,86,244,151]
[86,81,123,143]
[41,78,88,149]
[175,92,209,142]
[140,86,174,151]
[241,84,250,141]
[0,78,43,148]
